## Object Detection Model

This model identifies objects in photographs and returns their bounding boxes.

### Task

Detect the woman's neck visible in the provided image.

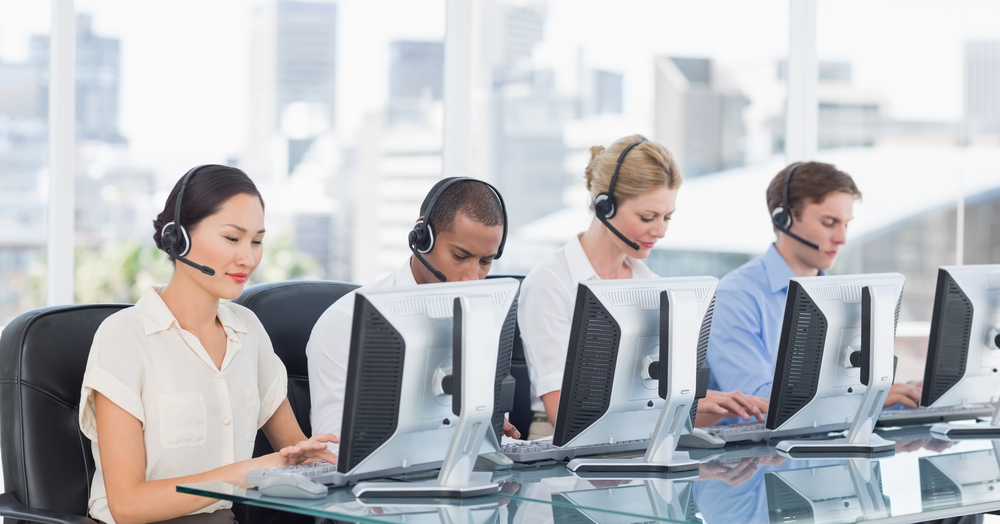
[579,217,632,280]
[158,270,221,334]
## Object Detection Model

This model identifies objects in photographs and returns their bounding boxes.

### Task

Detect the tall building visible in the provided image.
[965,40,1000,136]
[590,70,623,115]
[387,40,444,126]
[245,0,337,183]
[654,56,747,178]
[29,14,123,142]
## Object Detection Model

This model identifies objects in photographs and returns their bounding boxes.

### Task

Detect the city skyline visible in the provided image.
[3,0,1000,186]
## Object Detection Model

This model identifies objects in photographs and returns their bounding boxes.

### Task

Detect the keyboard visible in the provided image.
[876,403,995,427]
[702,422,770,443]
[501,439,649,464]
[247,461,348,487]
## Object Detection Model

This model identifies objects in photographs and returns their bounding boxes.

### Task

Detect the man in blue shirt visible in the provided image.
[706,162,921,422]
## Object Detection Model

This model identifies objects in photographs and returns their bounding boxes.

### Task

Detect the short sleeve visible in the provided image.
[79,318,147,441]
[519,268,576,398]
[253,317,287,429]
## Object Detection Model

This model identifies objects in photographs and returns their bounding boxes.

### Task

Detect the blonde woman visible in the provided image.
[518,135,767,440]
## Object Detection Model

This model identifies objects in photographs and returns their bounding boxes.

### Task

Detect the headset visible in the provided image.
[593,140,644,251]
[408,177,508,283]
[770,162,820,251]
[160,165,218,276]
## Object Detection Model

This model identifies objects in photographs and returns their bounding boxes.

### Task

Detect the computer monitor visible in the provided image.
[337,278,520,498]
[920,265,1000,439]
[764,459,889,523]
[919,441,1000,510]
[549,277,721,475]
[768,273,905,456]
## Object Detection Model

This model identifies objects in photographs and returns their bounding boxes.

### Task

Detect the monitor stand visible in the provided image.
[567,289,702,475]
[777,285,896,457]
[931,403,1000,439]
[353,296,501,498]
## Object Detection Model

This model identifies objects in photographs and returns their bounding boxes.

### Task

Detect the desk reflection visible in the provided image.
[919,440,1000,511]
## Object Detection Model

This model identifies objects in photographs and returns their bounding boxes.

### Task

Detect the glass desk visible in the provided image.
[179,426,1000,523]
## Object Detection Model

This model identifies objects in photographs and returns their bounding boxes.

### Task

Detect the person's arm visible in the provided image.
[306,306,353,438]
[95,393,330,524]
[695,390,768,427]
[518,271,574,427]
[261,399,338,463]
[706,288,776,399]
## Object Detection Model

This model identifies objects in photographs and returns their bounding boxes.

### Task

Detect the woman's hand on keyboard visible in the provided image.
[503,417,521,439]
[274,433,339,467]
[694,390,768,427]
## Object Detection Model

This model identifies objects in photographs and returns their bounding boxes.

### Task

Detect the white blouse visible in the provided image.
[79,287,287,524]
[518,234,656,413]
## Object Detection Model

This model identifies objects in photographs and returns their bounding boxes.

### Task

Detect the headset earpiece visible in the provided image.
[409,219,435,254]
[771,206,791,231]
[594,192,615,219]
[160,221,191,258]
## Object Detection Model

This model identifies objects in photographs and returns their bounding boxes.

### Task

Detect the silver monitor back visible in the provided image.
[766,273,904,436]
[552,276,718,449]
[337,278,519,481]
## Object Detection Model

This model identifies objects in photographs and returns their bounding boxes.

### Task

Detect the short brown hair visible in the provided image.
[766,161,861,220]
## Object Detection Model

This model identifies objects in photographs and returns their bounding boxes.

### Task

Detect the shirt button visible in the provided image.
[223,417,231,425]
[215,373,222,379]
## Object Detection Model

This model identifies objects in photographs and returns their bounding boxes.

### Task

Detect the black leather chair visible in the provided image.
[485,274,531,438]
[231,280,358,524]
[0,303,130,524]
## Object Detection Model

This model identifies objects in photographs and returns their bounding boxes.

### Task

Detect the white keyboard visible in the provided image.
[876,403,995,427]
[246,461,348,487]
[702,422,770,443]
[501,439,649,464]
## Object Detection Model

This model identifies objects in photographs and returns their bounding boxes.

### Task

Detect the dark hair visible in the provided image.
[152,165,265,252]
[419,179,504,233]
[766,161,861,220]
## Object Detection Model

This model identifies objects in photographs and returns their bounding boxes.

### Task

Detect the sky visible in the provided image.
[1,0,999,184]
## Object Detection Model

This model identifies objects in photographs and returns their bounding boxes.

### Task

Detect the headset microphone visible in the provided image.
[770,162,820,251]
[408,177,508,282]
[160,165,217,276]
[594,140,644,251]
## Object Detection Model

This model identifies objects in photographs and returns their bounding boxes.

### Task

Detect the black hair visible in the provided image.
[419,179,505,233]
[152,165,265,252]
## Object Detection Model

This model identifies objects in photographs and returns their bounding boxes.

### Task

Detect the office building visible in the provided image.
[29,14,123,143]
[654,56,748,178]
[245,0,337,183]
[965,40,1000,136]
[387,40,444,126]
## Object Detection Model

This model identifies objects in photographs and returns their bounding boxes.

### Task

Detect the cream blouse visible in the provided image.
[79,286,287,524]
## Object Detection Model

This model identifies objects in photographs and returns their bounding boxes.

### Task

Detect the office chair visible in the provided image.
[232,280,358,524]
[485,274,531,439]
[0,303,130,524]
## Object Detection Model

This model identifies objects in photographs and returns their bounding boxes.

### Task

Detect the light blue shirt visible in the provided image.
[706,244,825,424]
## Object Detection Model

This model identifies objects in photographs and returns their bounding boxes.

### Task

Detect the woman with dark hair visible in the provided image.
[79,165,336,524]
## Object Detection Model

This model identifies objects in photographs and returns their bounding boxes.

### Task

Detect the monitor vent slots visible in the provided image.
[690,292,716,425]
[768,283,827,430]
[339,301,406,472]
[918,459,961,510]
[554,287,621,446]
[924,275,973,405]
[492,292,518,440]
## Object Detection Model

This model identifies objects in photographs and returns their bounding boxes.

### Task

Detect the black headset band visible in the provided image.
[172,164,211,251]
[781,162,801,214]
[606,140,645,199]
[418,177,508,259]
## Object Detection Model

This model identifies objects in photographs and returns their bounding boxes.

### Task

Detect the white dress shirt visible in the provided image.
[79,286,287,524]
[306,260,417,438]
[518,234,656,413]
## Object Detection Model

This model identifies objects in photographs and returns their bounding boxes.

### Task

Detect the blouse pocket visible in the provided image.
[244,387,261,441]
[158,392,208,449]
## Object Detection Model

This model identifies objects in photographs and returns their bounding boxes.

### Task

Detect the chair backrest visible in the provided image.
[485,274,531,437]
[0,304,130,518]
[232,280,359,452]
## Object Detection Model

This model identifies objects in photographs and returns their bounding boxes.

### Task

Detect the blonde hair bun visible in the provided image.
[583,135,681,211]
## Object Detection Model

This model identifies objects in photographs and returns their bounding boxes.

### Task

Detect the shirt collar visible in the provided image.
[762,243,826,294]
[136,286,248,337]
[564,233,656,282]
[399,258,420,286]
